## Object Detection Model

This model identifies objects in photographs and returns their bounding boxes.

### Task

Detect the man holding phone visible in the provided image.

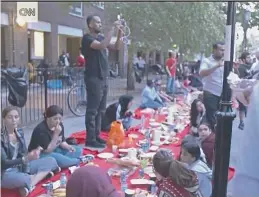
[199,42,225,129]
[81,15,122,149]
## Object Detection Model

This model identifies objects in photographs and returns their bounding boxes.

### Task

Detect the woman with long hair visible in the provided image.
[180,142,212,197]
[1,106,59,197]
[190,99,207,136]
[153,149,202,197]
[197,122,215,168]
[28,105,83,168]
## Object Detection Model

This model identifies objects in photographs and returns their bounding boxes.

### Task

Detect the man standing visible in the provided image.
[165,51,176,94]
[81,15,122,148]
[199,42,225,128]
[236,52,252,130]
[250,50,259,76]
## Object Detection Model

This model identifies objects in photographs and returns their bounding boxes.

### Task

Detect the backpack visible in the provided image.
[2,70,28,107]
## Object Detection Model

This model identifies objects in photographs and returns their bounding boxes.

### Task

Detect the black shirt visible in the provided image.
[237,64,251,78]
[28,121,65,152]
[81,34,109,79]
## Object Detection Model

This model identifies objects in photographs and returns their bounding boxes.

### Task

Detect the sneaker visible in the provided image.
[19,187,29,197]
[96,136,106,144]
[53,167,61,174]
[238,122,244,130]
[45,171,54,179]
[85,141,105,149]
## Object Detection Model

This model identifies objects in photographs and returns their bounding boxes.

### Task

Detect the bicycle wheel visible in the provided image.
[67,84,87,117]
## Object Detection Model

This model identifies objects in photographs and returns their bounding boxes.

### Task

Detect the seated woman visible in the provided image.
[140,79,164,109]
[154,78,174,102]
[101,95,134,131]
[66,166,120,197]
[180,142,212,197]
[1,106,59,197]
[153,149,202,197]
[190,99,207,136]
[198,122,215,168]
[28,105,83,168]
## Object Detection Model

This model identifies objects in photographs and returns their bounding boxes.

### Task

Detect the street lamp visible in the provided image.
[212,2,236,197]
[242,9,251,52]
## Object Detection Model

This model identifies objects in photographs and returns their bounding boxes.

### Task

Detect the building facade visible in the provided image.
[1,2,123,68]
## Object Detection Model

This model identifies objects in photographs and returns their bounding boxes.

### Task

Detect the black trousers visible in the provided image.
[85,76,108,143]
[203,90,221,130]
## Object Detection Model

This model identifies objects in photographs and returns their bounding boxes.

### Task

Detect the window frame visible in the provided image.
[92,2,104,10]
[69,2,83,17]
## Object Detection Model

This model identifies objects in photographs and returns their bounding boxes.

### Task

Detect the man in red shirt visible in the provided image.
[76,47,85,67]
[165,51,176,94]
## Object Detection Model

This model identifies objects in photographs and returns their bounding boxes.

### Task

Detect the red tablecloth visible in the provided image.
[2,119,235,197]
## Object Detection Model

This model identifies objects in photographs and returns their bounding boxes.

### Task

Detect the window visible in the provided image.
[69,2,83,17]
[33,31,44,58]
[92,2,104,10]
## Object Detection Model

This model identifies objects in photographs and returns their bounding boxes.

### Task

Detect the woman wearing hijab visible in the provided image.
[28,105,84,168]
[66,166,120,197]
[101,95,134,131]
[153,149,203,197]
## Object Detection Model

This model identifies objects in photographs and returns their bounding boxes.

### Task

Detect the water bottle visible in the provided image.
[150,183,157,195]
[138,168,144,179]
[120,171,128,192]
[141,115,145,130]
[45,182,53,196]
[144,129,150,149]
[60,173,67,188]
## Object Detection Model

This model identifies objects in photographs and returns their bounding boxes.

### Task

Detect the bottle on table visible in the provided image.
[60,173,67,188]
[141,115,145,130]
[138,168,144,179]
[45,182,53,196]
[120,170,128,192]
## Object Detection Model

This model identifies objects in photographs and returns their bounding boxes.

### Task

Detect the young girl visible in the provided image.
[153,149,203,197]
[28,105,83,168]
[198,122,215,168]
[101,95,134,131]
[1,106,59,197]
[190,99,207,136]
[180,142,212,197]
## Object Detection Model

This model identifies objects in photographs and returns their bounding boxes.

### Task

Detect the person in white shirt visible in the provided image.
[140,79,164,109]
[199,42,225,129]
[250,50,259,75]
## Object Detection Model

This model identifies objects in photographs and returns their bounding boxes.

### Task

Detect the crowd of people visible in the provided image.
[1,12,259,197]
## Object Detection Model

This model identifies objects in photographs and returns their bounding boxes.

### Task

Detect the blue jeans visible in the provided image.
[140,99,163,110]
[41,145,82,168]
[167,76,175,94]
[122,117,133,130]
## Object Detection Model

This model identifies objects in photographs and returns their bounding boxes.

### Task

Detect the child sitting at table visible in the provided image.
[140,79,164,110]
[197,122,215,168]
[28,105,84,168]
[180,141,212,197]
[1,106,59,197]
[66,166,120,197]
[101,95,134,131]
[153,149,203,197]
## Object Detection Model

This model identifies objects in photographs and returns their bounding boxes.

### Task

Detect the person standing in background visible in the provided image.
[199,42,225,129]
[76,47,85,67]
[165,51,177,95]
[81,15,122,149]
[236,52,252,130]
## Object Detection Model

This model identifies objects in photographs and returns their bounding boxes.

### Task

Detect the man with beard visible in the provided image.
[199,42,225,129]
[81,15,122,148]
[236,52,252,130]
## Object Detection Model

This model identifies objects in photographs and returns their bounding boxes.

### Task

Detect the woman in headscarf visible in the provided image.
[153,149,203,197]
[228,81,259,197]
[66,166,120,197]
[101,95,134,131]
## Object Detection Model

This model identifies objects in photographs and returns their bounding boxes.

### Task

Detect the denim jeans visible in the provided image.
[85,77,108,143]
[167,76,175,94]
[140,99,164,110]
[203,91,220,129]
[40,146,81,168]
[122,116,133,130]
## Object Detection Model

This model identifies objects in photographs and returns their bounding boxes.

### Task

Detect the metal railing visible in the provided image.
[1,66,153,125]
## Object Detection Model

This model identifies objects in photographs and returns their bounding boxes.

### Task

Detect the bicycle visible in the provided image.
[67,68,87,117]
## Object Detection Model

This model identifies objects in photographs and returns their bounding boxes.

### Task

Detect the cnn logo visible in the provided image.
[19,8,36,17]
[17,2,38,22]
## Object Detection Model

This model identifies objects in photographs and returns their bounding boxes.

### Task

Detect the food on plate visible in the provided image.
[53,188,66,197]
[106,158,140,167]
[85,162,99,167]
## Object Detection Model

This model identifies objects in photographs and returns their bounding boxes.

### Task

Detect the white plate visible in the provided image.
[128,134,138,139]
[151,141,162,146]
[149,145,159,151]
[97,152,114,159]
[130,179,155,185]
[119,149,129,153]
[140,152,156,158]
[150,122,161,128]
